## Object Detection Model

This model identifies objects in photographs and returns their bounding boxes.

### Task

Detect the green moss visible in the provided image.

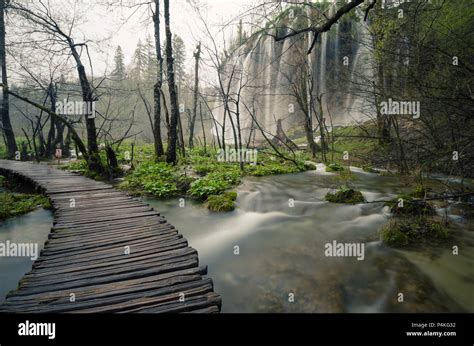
[223,191,238,201]
[428,222,449,239]
[194,163,218,175]
[59,159,88,172]
[380,218,449,247]
[325,185,365,204]
[385,195,434,216]
[331,124,378,161]
[380,220,410,246]
[0,192,51,220]
[246,161,306,176]
[411,184,426,198]
[205,191,237,212]
[362,164,379,173]
[304,162,317,170]
[326,162,345,172]
[0,175,5,187]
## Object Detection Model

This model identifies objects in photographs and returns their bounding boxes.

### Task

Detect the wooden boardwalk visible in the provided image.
[0,160,221,313]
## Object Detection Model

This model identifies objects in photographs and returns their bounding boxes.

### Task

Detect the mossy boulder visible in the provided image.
[380,218,449,247]
[303,161,317,170]
[325,185,365,204]
[205,191,237,212]
[380,220,410,246]
[326,162,345,172]
[385,195,434,216]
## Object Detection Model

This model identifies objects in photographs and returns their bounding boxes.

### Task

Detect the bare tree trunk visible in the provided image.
[105,145,119,176]
[45,83,57,157]
[153,0,164,160]
[66,37,103,174]
[63,126,71,157]
[5,87,88,160]
[305,5,317,159]
[199,102,206,152]
[164,0,179,164]
[0,0,17,158]
[189,42,201,148]
[177,111,185,157]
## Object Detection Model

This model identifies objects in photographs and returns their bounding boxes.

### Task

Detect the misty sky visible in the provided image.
[45,0,256,77]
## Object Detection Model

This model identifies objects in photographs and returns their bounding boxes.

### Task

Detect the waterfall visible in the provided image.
[216,4,374,144]
[319,31,328,98]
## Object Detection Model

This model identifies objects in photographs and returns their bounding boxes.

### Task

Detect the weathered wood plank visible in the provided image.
[0,160,220,313]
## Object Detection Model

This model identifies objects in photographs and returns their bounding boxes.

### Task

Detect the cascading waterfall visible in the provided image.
[216,4,374,144]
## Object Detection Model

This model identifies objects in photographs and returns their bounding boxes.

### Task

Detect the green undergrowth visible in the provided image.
[331,125,378,164]
[0,192,51,221]
[380,183,449,247]
[117,146,312,211]
[326,162,345,172]
[59,159,88,172]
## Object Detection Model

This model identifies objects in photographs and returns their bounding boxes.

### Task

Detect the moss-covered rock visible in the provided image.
[380,218,449,247]
[325,185,365,204]
[304,161,317,170]
[326,162,345,172]
[380,220,410,246]
[385,195,434,216]
[205,191,237,212]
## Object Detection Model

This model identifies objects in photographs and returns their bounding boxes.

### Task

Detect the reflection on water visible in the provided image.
[147,168,474,313]
[0,209,53,303]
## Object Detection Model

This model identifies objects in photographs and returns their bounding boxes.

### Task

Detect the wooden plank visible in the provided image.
[4,266,208,303]
[0,160,220,313]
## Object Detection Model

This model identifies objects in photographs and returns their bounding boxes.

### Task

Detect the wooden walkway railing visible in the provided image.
[0,160,221,313]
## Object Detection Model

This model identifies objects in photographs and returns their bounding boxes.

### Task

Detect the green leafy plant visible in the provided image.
[326,162,345,172]
[190,169,241,199]
[206,191,238,212]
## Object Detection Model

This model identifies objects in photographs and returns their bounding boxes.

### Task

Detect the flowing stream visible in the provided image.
[1,169,472,312]
[147,168,474,313]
